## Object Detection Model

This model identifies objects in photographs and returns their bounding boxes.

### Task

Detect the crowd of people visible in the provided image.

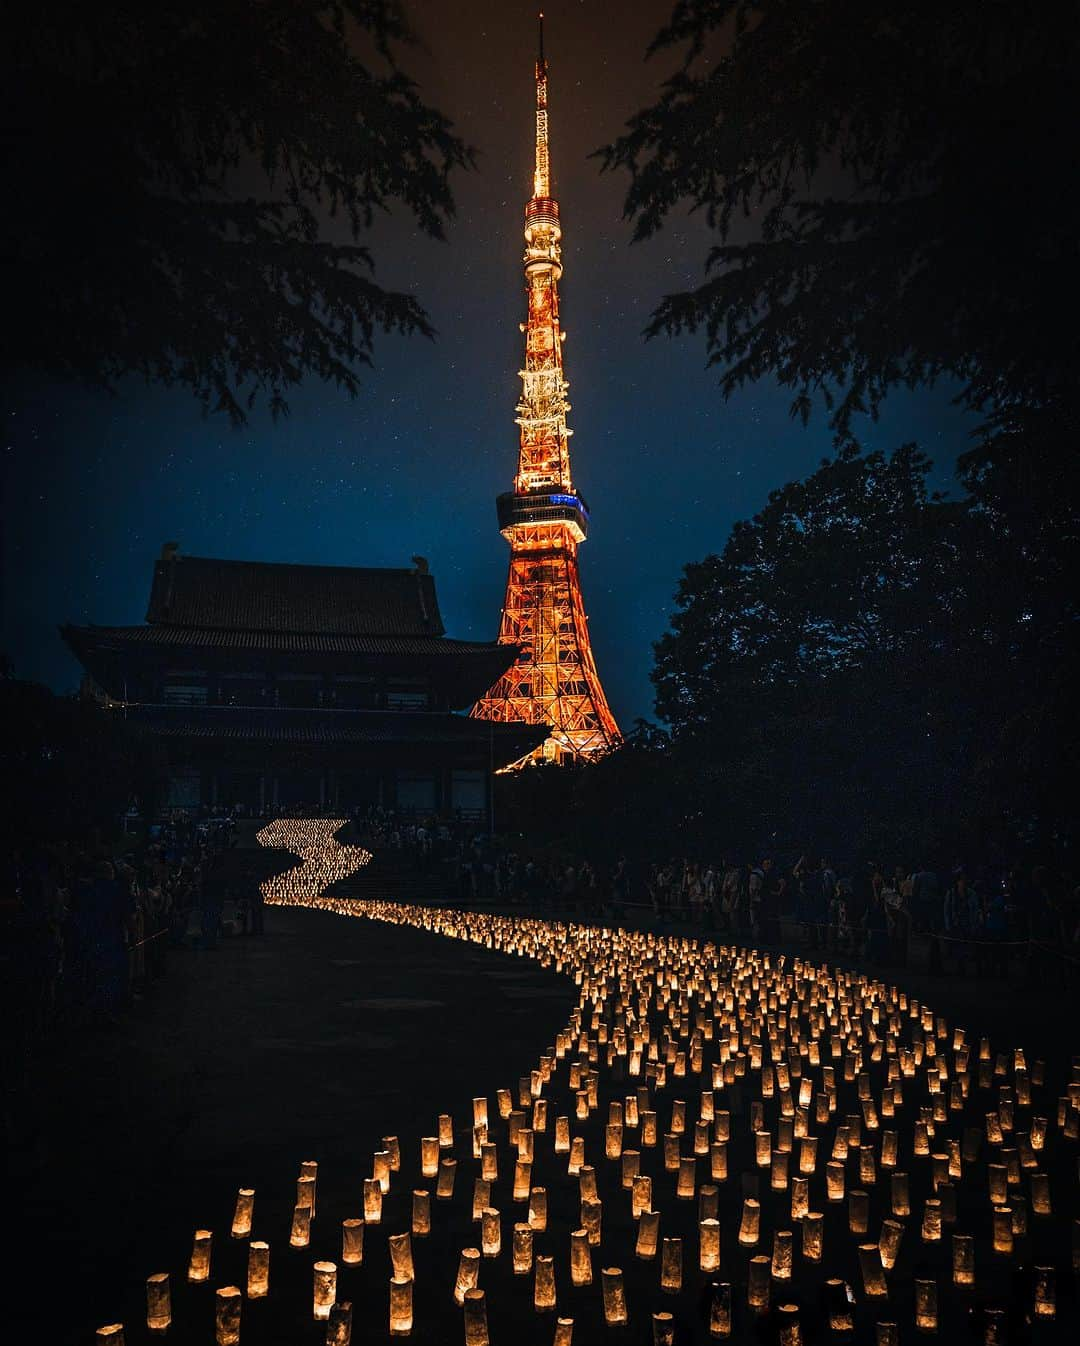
[463,848,1080,979]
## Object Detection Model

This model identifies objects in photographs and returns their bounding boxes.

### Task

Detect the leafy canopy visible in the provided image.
[2,2,471,421]
[599,0,1078,437]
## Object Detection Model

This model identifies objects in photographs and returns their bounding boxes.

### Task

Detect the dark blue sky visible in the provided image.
[2,0,974,725]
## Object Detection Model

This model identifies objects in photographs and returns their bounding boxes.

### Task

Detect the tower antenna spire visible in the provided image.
[538,10,545,66]
[533,11,550,198]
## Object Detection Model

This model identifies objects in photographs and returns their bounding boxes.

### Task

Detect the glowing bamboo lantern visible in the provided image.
[879,1219,904,1270]
[534,1253,557,1311]
[715,1110,731,1141]
[738,1198,760,1246]
[496,1088,513,1119]
[518,1128,535,1163]
[699,1217,720,1272]
[96,1328,124,1345]
[481,1208,501,1257]
[1010,1194,1027,1237]
[514,1160,532,1202]
[771,1229,793,1280]
[778,1303,802,1346]
[754,1130,772,1168]
[951,1233,974,1286]
[710,1142,728,1181]
[791,1176,809,1221]
[326,1300,352,1346]
[984,1307,1006,1343]
[636,1210,660,1260]
[383,1135,401,1171]
[699,1184,719,1222]
[602,1267,628,1326]
[1031,1171,1051,1215]
[568,1138,585,1175]
[799,1136,817,1175]
[1030,1115,1047,1150]
[463,1288,489,1346]
[858,1244,888,1299]
[553,1319,574,1346]
[569,1228,593,1286]
[652,1309,675,1345]
[436,1113,454,1150]
[313,1261,338,1320]
[826,1162,845,1202]
[826,1279,853,1334]
[891,1172,910,1216]
[914,1278,938,1332]
[664,1133,681,1172]
[415,1136,436,1179]
[875,1324,898,1346]
[1033,1265,1056,1318]
[529,1187,548,1232]
[605,1123,623,1161]
[849,1189,869,1235]
[575,1092,589,1121]
[860,1146,877,1186]
[454,1248,480,1305]
[473,1097,489,1129]
[677,1156,696,1198]
[991,1207,1013,1255]
[231,1189,255,1239]
[300,1160,318,1214]
[582,1197,602,1246]
[802,1212,823,1262]
[389,1276,412,1336]
[642,1111,658,1146]
[771,1149,789,1190]
[297,1174,316,1217]
[832,1126,850,1162]
[709,1281,732,1337]
[146,1273,171,1331]
[632,1174,652,1218]
[247,1241,270,1297]
[374,1151,392,1194]
[622,1149,640,1190]
[215,1286,241,1346]
[389,1233,414,1283]
[987,1164,1007,1205]
[363,1179,382,1225]
[747,1255,770,1312]
[555,1116,571,1153]
[432,1155,455,1200]
[188,1230,213,1282]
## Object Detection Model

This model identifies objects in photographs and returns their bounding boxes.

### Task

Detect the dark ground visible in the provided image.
[11,899,1079,1345]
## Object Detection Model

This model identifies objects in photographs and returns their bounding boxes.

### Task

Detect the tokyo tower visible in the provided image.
[471,16,620,764]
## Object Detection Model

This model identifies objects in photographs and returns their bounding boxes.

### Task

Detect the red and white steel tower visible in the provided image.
[471,17,620,764]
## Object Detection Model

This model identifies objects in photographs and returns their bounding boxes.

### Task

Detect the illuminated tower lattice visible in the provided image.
[471,20,620,764]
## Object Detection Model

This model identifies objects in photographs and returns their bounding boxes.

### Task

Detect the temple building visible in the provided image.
[62,544,545,817]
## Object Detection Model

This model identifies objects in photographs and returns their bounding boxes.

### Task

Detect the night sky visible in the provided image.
[1,0,975,725]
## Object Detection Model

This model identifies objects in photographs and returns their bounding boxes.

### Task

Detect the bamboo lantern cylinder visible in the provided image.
[473,1097,488,1129]
[568,1138,585,1175]
[389,1234,414,1283]
[700,1218,720,1272]
[534,1254,557,1312]
[747,1256,771,1312]
[1031,1172,1051,1215]
[738,1198,760,1246]
[859,1244,888,1299]
[771,1150,790,1190]
[363,1179,382,1225]
[413,1190,432,1237]
[291,1204,312,1248]
[709,1281,732,1338]
[188,1230,213,1282]
[677,1156,696,1199]
[802,1212,823,1262]
[778,1303,802,1346]
[463,1289,489,1346]
[653,1310,675,1345]
[480,1142,498,1182]
[555,1116,571,1153]
[891,1172,910,1217]
[300,1160,318,1215]
[514,1160,532,1202]
[602,1268,628,1326]
[297,1174,316,1216]
[472,1179,491,1222]
[146,1273,171,1331]
[529,1187,548,1232]
[879,1219,904,1271]
[313,1261,337,1320]
[342,1219,364,1265]
[699,1184,719,1221]
[439,1113,454,1149]
[481,1208,501,1258]
[215,1287,241,1346]
[383,1135,401,1171]
[952,1233,975,1286]
[799,1136,818,1175]
[875,1324,898,1346]
[642,1111,658,1146]
[582,1198,602,1247]
[96,1328,124,1345]
[914,1279,938,1332]
[247,1241,270,1298]
[326,1301,352,1346]
[553,1319,574,1346]
[771,1229,793,1281]
[826,1279,853,1334]
[660,1237,683,1293]
[231,1189,255,1239]
[454,1249,480,1306]
[632,1174,652,1218]
[512,1222,534,1275]
[791,1176,809,1221]
[636,1210,660,1260]
[849,1189,870,1235]
[579,1166,598,1202]
[987,1164,1007,1205]
[389,1276,412,1337]
[921,1199,942,1242]
[711,1142,728,1181]
[1033,1265,1055,1318]
[622,1150,640,1190]
[826,1162,845,1202]
[570,1229,592,1286]
[992,1207,1013,1255]
[374,1152,391,1194]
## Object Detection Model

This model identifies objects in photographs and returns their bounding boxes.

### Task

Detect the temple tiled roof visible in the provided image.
[146,552,444,637]
[64,624,500,658]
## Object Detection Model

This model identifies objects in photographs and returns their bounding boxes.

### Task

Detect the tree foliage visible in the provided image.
[2,2,471,421]
[599,0,1078,438]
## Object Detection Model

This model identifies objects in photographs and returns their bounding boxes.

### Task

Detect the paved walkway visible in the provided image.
[16,905,575,1344]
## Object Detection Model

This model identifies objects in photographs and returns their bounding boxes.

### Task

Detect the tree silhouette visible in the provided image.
[2,2,472,422]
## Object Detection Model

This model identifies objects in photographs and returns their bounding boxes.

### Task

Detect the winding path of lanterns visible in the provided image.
[255,819,372,903]
[96,823,1078,1344]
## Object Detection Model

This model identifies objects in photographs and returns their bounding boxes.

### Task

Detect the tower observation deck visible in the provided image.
[470,15,620,764]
